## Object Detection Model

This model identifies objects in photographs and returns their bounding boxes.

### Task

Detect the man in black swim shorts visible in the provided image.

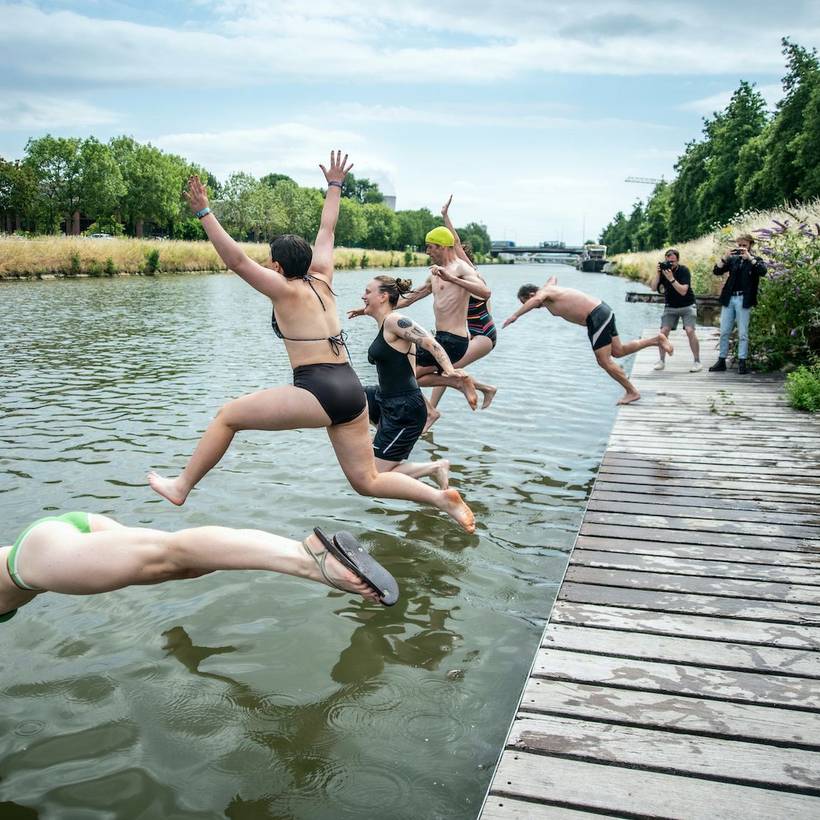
[503,275,674,405]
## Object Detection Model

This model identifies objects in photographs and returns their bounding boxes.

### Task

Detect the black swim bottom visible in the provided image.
[586,302,618,351]
[364,385,426,462]
[414,331,470,371]
[293,362,366,425]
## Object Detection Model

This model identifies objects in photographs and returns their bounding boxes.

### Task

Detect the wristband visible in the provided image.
[327,181,343,189]
[195,207,211,219]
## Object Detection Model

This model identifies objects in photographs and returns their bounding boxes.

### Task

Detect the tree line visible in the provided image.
[0,137,491,253]
[600,39,820,254]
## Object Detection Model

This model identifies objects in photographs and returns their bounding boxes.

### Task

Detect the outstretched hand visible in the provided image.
[320,150,353,186]
[502,315,517,329]
[347,307,365,319]
[184,176,209,214]
[441,194,453,217]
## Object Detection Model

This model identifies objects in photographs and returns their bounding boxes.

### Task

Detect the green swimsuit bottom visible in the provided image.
[1,511,92,622]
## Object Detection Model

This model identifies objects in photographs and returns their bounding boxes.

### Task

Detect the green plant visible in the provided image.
[104,256,117,276]
[68,251,81,276]
[748,219,820,369]
[360,252,369,269]
[404,249,414,266]
[87,259,104,277]
[785,363,820,411]
[144,248,161,274]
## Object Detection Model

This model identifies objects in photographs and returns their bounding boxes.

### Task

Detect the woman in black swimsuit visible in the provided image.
[148,152,474,533]
[353,275,475,490]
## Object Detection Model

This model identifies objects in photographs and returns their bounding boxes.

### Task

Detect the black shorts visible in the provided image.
[586,302,618,351]
[293,362,366,425]
[365,385,426,462]
[414,331,470,371]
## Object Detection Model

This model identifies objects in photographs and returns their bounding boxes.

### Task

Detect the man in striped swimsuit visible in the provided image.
[503,276,674,405]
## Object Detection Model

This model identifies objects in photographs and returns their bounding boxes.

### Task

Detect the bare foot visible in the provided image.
[431,459,450,489]
[459,374,478,410]
[659,336,674,356]
[478,384,497,410]
[302,534,380,603]
[617,391,641,405]
[438,488,475,533]
[423,405,441,434]
[147,471,189,506]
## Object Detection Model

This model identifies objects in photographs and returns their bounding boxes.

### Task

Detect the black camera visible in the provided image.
[659,261,671,270]
[731,248,743,256]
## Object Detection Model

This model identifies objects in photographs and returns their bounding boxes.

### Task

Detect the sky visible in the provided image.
[1,1,818,244]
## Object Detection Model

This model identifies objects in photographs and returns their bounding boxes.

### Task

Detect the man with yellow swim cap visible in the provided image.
[390,216,496,424]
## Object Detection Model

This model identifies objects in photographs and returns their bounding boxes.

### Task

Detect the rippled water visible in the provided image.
[0,264,657,819]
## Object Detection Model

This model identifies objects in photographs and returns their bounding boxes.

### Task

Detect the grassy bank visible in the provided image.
[0,236,431,279]
[609,200,820,295]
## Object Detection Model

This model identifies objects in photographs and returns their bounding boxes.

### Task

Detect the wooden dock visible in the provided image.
[480,327,820,819]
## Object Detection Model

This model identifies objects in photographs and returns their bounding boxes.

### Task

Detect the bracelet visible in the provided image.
[195,206,211,219]
[327,181,343,189]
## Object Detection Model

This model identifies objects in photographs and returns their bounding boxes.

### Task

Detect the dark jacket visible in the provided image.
[713,254,767,308]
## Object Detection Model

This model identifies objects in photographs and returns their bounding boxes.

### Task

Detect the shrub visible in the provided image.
[68,252,81,276]
[749,220,820,370]
[404,250,414,266]
[785,363,820,412]
[104,257,117,276]
[87,260,104,277]
[360,252,369,269]
[144,248,161,274]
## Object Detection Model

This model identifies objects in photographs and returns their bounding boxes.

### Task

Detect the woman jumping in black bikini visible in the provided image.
[147,152,474,533]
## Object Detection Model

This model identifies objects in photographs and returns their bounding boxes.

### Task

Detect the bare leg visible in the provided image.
[376,456,450,489]
[685,326,701,362]
[594,346,641,405]
[14,520,380,602]
[148,386,331,506]
[612,333,673,358]
[658,326,672,362]
[416,372,478,410]
[430,336,495,409]
[328,412,474,532]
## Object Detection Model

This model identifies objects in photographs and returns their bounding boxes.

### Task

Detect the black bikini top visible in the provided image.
[271,273,349,357]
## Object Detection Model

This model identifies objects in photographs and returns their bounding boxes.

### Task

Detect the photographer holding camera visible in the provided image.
[650,249,701,372]
[709,233,767,374]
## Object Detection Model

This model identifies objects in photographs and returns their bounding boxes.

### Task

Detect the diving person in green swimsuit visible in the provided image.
[0,511,400,623]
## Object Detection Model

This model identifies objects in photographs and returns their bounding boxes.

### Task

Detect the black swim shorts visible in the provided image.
[414,330,470,371]
[365,385,426,462]
[586,302,618,351]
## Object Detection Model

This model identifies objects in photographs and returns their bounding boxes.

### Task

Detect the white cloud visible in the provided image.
[0,92,117,129]
[1,2,813,91]
[679,83,784,115]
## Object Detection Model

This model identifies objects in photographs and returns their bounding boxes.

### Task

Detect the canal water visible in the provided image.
[0,264,658,819]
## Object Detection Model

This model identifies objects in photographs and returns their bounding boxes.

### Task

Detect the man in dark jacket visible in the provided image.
[709,233,767,374]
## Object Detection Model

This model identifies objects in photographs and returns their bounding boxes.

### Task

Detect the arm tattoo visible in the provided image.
[397,318,412,328]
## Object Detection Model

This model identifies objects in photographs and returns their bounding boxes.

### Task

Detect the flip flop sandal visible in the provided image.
[304,528,399,606]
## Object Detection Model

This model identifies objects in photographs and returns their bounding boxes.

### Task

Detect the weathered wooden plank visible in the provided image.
[595,471,820,495]
[509,714,820,792]
[594,479,819,503]
[598,464,820,484]
[487,753,820,819]
[520,679,820,746]
[586,496,820,527]
[541,624,820,677]
[584,510,820,540]
[550,601,820,650]
[578,522,819,552]
[558,582,820,623]
[574,536,820,568]
[481,797,596,820]
[565,566,820,605]
[573,549,820,585]
[533,648,820,709]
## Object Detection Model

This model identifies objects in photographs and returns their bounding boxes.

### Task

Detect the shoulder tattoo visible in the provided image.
[397,317,412,328]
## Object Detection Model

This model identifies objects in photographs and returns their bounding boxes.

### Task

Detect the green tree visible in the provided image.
[793,75,820,200]
[0,158,38,232]
[636,181,671,250]
[668,140,710,241]
[342,173,384,204]
[24,135,84,233]
[695,81,767,230]
[599,210,629,254]
[260,172,295,189]
[78,137,126,228]
[361,203,398,249]
[335,197,367,247]
[458,221,491,254]
[395,208,438,249]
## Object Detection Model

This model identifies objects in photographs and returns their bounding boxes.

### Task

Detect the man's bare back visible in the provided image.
[535,278,601,326]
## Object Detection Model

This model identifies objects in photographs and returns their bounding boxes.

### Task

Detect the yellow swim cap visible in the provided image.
[425,226,455,247]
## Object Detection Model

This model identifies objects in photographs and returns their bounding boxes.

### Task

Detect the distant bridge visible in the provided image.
[489,244,585,259]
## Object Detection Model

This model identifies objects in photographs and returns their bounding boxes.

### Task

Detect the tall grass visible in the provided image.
[609,200,820,295]
[0,236,431,279]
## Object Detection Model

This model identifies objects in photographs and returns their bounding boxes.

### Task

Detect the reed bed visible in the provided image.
[0,236,430,279]
[610,200,820,295]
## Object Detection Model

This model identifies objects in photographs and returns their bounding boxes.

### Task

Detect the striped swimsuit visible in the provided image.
[467,297,497,347]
